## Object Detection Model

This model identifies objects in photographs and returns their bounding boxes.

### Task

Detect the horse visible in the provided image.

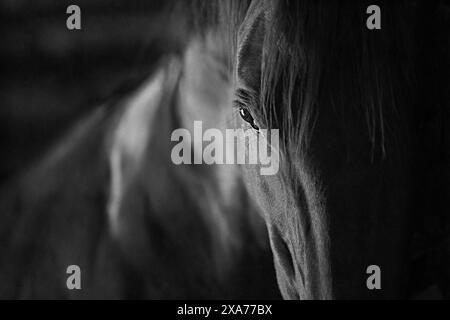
[1,0,448,300]
[0,34,280,298]
[178,0,450,299]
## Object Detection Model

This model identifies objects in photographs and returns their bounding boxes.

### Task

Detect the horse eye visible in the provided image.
[239,107,259,130]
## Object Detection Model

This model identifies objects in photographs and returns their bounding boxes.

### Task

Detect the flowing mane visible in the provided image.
[172,1,448,158]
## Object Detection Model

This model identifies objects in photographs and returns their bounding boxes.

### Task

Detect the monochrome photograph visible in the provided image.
[0,0,449,302]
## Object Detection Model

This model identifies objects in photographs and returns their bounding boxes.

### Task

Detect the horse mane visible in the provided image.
[261,1,421,158]
[170,0,448,160]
